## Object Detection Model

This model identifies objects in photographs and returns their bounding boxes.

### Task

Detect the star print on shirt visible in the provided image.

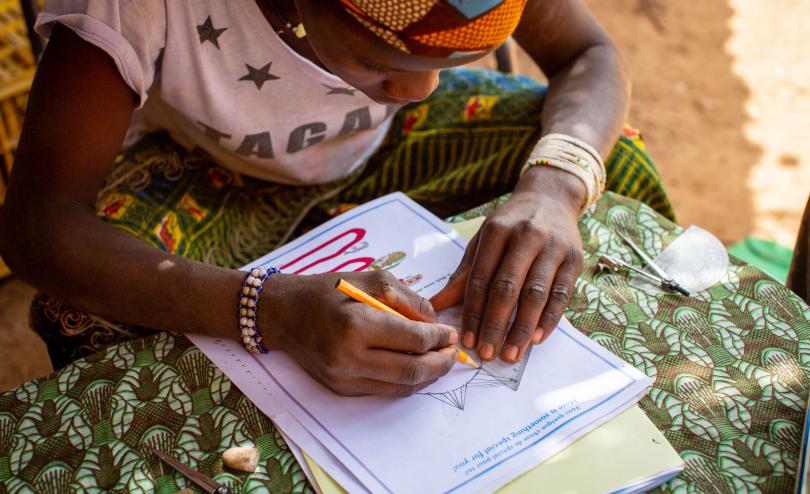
[197,16,227,49]
[239,62,280,90]
[322,84,357,96]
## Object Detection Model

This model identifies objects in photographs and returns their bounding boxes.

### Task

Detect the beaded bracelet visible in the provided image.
[238,267,280,354]
[521,133,606,213]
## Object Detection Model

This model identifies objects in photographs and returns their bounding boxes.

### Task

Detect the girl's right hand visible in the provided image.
[261,271,460,396]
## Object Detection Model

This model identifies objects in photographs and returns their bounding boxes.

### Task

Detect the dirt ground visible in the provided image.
[1,0,809,390]
[589,0,809,247]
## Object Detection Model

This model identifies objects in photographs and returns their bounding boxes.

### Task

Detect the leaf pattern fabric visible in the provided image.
[0,335,313,493]
[2,192,809,493]
[450,192,810,493]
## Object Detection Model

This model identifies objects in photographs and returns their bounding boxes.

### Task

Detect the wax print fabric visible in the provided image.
[3,192,809,492]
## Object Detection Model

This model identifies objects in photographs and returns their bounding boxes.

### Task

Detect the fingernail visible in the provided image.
[480,343,495,360]
[448,330,459,345]
[532,330,544,344]
[502,345,518,362]
[462,331,476,348]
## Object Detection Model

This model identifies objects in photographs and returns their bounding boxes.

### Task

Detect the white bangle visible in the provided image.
[521,133,606,213]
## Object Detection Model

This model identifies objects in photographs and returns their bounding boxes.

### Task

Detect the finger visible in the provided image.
[461,221,510,350]
[431,232,480,310]
[364,271,438,323]
[364,310,458,353]
[327,376,441,397]
[501,256,560,361]
[537,255,583,341]
[476,236,540,361]
[361,346,457,386]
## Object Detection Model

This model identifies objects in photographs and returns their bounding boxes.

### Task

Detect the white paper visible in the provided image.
[254,319,649,494]
[193,193,651,494]
[244,192,466,298]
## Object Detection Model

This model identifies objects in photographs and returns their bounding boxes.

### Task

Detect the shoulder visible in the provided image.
[36,0,170,106]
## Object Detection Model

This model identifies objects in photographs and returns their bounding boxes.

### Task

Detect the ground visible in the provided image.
[1,0,809,390]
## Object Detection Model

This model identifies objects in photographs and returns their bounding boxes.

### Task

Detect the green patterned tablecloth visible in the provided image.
[2,192,809,493]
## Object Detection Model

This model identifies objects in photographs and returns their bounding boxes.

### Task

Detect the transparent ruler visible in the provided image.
[438,307,533,390]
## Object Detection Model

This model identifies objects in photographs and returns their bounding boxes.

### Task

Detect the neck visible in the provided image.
[254,0,327,71]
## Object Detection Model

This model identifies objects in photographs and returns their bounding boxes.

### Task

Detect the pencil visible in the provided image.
[336,279,480,369]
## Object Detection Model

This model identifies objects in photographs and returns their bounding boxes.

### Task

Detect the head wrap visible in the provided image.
[338,0,527,58]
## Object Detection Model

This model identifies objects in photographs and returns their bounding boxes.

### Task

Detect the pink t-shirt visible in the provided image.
[36,0,399,185]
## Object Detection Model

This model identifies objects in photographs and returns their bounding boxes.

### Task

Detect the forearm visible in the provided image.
[539,42,630,158]
[514,42,629,210]
[1,202,243,338]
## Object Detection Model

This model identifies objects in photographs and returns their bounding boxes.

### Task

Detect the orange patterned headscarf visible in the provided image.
[339,0,527,57]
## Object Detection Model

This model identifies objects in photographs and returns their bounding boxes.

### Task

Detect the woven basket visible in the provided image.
[0,0,37,278]
[0,0,35,198]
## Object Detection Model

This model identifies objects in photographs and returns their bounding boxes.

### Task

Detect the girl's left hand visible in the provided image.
[431,166,585,363]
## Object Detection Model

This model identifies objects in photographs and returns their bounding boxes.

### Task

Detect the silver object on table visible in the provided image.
[618,234,691,296]
[643,226,729,294]
[151,448,232,494]
[598,249,690,297]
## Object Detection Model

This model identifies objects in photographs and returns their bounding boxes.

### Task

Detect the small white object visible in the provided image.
[630,226,729,295]
[247,299,256,308]
[222,445,259,472]
[240,297,248,306]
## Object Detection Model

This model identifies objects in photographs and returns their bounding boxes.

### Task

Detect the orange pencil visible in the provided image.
[336,279,480,369]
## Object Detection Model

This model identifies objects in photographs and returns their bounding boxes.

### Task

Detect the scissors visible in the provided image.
[597,233,690,297]
[151,449,232,494]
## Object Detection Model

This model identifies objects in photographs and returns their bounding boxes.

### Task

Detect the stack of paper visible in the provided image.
[191,193,681,493]
[305,405,684,494]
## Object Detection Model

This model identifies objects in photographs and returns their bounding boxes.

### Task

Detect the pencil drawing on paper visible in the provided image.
[417,364,523,411]
[423,306,532,411]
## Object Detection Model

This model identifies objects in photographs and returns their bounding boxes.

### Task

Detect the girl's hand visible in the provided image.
[263,271,459,396]
[431,166,585,363]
